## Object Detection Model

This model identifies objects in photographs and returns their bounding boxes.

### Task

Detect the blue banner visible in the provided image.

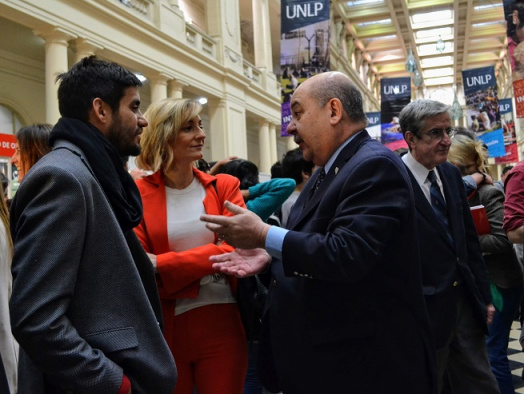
[477,128,506,158]
[380,77,411,144]
[366,112,381,139]
[461,66,501,136]
[280,0,330,135]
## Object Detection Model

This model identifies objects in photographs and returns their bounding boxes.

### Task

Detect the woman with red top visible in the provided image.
[134,98,248,394]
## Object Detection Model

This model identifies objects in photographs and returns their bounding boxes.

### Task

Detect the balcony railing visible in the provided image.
[185,24,216,60]
[116,0,153,18]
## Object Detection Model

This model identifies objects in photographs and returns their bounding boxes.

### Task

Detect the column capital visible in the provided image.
[34,26,76,43]
[148,72,171,84]
[74,38,104,53]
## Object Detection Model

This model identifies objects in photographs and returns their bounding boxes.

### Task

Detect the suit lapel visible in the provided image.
[287,130,370,230]
[437,164,460,250]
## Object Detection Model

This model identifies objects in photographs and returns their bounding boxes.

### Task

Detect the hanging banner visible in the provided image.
[462,66,504,157]
[280,0,330,136]
[380,77,410,150]
[366,112,381,139]
[478,129,506,158]
[504,0,524,81]
[495,98,519,164]
[513,78,524,118]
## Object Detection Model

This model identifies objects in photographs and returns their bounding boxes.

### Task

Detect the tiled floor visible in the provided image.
[509,320,524,393]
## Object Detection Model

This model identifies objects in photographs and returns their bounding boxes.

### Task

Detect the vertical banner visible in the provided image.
[380,77,410,150]
[280,0,330,136]
[504,0,524,81]
[462,66,505,158]
[495,98,519,163]
[366,112,381,139]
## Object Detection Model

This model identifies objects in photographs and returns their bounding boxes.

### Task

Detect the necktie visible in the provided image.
[427,170,453,243]
[304,167,325,207]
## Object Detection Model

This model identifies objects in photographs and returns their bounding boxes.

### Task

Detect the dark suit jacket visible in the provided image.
[258,131,436,394]
[406,161,492,349]
[9,140,177,393]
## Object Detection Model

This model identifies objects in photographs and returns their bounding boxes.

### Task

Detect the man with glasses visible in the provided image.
[400,99,499,394]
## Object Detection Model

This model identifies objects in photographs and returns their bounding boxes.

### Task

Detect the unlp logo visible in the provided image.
[383,85,408,95]
[465,74,492,87]
[285,2,324,19]
[499,103,510,113]
[367,116,379,124]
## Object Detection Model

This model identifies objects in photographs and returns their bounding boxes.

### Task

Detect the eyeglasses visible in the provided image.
[421,127,454,141]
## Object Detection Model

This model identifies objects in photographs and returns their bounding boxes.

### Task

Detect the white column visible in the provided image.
[269,123,278,165]
[149,73,169,103]
[168,79,188,99]
[252,0,273,73]
[286,135,296,152]
[74,38,103,63]
[258,120,271,173]
[36,27,76,124]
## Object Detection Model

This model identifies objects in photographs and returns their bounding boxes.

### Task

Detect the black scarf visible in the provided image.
[49,117,143,233]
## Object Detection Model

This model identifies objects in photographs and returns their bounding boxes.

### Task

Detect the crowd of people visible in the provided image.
[1,56,524,394]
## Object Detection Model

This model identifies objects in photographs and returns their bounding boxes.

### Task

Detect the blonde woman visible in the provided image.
[449,134,522,393]
[134,98,248,394]
[0,180,17,394]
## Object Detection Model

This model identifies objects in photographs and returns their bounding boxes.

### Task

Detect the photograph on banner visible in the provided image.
[366,112,381,139]
[504,0,524,80]
[462,66,501,135]
[495,98,519,164]
[380,77,410,150]
[280,0,330,136]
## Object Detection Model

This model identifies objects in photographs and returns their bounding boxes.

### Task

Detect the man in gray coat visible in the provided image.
[9,56,177,393]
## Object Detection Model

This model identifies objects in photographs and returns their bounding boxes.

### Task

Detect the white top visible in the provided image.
[402,151,446,205]
[165,177,236,316]
[0,220,18,394]
[281,190,300,228]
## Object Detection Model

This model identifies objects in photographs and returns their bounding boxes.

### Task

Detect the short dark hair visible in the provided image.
[56,56,142,122]
[217,159,259,189]
[281,148,314,184]
[502,165,514,175]
[270,160,283,179]
[399,99,450,138]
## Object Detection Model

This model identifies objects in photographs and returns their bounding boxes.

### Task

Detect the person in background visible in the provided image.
[134,97,248,394]
[9,56,177,393]
[400,99,499,394]
[270,160,283,179]
[201,71,436,394]
[216,159,295,223]
[207,156,238,175]
[0,179,17,394]
[495,165,514,193]
[280,148,315,228]
[10,124,52,183]
[449,135,522,394]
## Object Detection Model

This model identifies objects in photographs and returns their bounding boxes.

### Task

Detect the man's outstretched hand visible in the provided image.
[210,248,272,277]
[201,201,271,249]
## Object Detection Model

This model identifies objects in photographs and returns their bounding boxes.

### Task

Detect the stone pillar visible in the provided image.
[36,27,76,124]
[257,120,271,173]
[168,79,188,99]
[269,123,278,165]
[74,38,103,63]
[286,135,296,152]
[206,0,242,71]
[149,73,169,103]
[252,0,273,73]
[208,98,247,160]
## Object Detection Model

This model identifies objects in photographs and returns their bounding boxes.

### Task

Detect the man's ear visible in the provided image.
[328,98,343,125]
[90,98,111,128]
[404,130,417,149]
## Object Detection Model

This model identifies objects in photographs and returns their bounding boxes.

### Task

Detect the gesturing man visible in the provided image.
[201,71,436,394]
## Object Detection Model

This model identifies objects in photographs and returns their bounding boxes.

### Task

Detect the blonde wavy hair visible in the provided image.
[137,98,202,172]
[448,134,489,176]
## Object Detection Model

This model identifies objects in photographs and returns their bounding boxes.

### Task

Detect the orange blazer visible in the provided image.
[134,168,246,349]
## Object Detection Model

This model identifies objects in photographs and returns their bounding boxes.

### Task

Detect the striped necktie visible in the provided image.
[427,170,453,243]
